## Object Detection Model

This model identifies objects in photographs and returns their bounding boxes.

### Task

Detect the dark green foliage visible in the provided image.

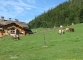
[79,8,83,23]
[28,0,83,28]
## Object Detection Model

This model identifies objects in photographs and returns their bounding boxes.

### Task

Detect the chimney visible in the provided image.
[9,18,11,20]
[1,16,4,21]
[15,19,18,22]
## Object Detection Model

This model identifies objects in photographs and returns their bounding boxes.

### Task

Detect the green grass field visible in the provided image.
[0,23,83,60]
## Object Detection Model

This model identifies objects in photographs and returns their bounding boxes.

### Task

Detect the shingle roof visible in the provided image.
[0,19,29,29]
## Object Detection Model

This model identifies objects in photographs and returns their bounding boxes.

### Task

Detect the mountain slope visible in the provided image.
[28,0,83,28]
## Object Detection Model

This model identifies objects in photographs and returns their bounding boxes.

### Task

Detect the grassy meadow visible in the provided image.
[0,23,83,60]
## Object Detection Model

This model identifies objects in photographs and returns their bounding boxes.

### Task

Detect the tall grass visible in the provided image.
[0,23,83,60]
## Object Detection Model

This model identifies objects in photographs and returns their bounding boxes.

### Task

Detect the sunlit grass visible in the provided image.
[0,23,83,60]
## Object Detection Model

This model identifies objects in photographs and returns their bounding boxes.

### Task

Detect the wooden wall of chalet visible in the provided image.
[0,26,5,36]
[1,23,26,36]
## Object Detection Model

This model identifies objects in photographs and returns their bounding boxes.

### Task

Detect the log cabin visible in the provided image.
[0,16,29,36]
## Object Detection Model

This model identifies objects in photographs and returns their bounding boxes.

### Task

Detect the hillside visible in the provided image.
[28,0,83,28]
[0,23,83,60]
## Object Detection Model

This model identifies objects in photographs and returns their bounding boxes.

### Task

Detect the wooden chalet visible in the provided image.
[0,16,29,36]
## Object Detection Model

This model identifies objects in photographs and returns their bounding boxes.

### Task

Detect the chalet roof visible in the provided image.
[0,19,29,29]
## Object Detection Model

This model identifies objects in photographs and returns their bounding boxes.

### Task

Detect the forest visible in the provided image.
[28,0,83,28]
